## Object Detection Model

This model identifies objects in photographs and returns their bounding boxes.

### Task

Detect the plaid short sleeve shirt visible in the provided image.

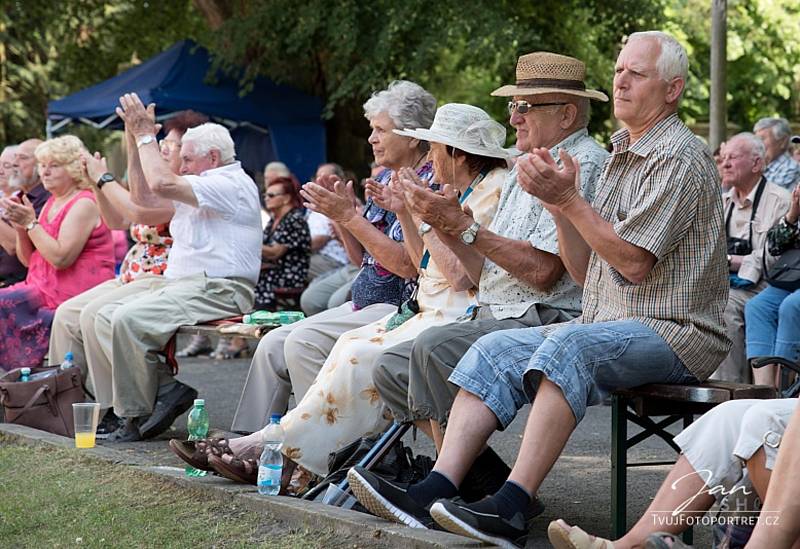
[579,114,731,380]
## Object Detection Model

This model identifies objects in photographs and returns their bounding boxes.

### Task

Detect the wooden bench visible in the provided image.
[611,381,778,541]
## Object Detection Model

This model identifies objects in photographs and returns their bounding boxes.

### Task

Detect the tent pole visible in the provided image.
[46,118,53,139]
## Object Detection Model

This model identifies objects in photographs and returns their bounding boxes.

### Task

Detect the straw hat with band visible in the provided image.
[491,51,608,102]
[393,103,512,159]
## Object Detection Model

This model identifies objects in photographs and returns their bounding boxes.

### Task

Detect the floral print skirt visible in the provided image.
[280,307,453,476]
[0,285,54,371]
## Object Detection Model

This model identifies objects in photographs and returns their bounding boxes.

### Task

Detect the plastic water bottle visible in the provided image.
[185,399,209,478]
[257,414,284,495]
[19,368,31,382]
[60,352,75,370]
[243,311,305,326]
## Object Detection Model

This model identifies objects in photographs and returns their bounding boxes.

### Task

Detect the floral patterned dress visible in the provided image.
[254,208,311,310]
[280,168,507,475]
[0,190,115,370]
[118,223,172,283]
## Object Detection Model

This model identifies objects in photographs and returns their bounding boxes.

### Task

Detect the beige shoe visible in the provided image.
[548,519,615,549]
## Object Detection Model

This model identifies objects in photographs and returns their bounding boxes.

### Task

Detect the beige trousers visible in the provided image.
[230,301,395,433]
[90,273,254,417]
[48,275,168,402]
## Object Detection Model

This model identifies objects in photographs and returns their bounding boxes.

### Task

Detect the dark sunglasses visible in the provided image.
[507,100,567,115]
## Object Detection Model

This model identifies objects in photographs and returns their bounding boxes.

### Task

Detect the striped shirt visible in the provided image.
[579,113,731,380]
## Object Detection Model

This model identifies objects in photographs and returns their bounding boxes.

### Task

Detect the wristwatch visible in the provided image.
[96,172,115,190]
[136,134,155,148]
[418,222,432,237]
[25,219,39,232]
[460,221,480,245]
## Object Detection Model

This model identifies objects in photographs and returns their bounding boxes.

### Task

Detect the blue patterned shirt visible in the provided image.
[764,152,800,191]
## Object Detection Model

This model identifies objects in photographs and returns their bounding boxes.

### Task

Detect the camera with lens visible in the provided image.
[727,237,752,256]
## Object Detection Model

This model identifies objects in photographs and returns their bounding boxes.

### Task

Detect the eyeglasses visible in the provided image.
[507,100,567,115]
[265,192,286,198]
[159,140,180,153]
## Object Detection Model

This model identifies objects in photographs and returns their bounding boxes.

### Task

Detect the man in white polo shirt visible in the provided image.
[90,93,262,442]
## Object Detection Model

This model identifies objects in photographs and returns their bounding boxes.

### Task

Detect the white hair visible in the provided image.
[1,145,18,158]
[628,31,689,83]
[264,161,290,177]
[728,132,767,163]
[363,80,437,131]
[753,117,792,141]
[181,122,236,164]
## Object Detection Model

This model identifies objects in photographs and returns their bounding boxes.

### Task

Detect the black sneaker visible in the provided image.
[95,409,123,440]
[347,466,435,529]
[105,417,143,443]
[139,382,198,440]
[459,446,511,503]
[429,497,529,549]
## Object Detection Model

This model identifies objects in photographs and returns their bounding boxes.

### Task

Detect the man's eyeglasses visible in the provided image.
[265,192,286,198]
[507,100,567,115]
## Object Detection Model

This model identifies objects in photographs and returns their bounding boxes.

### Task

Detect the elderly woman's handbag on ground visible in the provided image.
[0,366,84,437]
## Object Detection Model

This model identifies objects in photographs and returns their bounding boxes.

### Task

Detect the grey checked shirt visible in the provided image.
[579,114,731,380]
[764,152,800,191]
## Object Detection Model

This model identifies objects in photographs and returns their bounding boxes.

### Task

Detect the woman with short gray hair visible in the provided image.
[753,117,800,190]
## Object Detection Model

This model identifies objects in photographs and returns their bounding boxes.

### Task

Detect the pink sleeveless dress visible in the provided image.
[0,190,115,370]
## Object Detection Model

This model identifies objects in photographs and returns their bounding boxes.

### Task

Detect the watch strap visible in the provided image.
[97,172,115,189]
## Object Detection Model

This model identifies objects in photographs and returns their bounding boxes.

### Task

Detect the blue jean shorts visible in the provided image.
[448,319,698,426]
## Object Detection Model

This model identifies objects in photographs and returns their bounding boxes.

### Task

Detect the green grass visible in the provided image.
[0,441,348,548]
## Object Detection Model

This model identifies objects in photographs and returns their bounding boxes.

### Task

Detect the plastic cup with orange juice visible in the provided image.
[72,403,101,448]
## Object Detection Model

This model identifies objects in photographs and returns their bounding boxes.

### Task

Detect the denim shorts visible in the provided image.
[448,319,698,426]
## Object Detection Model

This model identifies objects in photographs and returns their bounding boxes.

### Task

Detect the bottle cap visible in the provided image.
[270,413,282,422]
[194,399,205,406]
[65,351,74,360]
[242,314,252,324]
[21,367,31,375]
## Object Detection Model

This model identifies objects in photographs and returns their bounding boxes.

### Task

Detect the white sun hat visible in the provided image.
[394,103,512,159]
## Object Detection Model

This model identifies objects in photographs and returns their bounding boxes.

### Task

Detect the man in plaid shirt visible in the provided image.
[349,31,731,548]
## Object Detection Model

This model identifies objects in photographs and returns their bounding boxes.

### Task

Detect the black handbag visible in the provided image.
[765,248,800,291]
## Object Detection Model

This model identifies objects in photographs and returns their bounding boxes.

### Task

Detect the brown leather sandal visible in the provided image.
[208,449,261,485]
[168,437,233,471]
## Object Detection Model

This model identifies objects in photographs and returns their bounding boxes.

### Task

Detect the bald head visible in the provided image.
[0,145,18,192]
[10,138,43,190]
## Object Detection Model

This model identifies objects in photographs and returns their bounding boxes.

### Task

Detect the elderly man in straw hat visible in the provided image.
[350,31,730,548]
[366,51,608,502]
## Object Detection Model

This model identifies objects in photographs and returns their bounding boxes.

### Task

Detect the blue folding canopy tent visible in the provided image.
[47,40,325,182]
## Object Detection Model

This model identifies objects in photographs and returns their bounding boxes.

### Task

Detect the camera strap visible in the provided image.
[725,176,767,253]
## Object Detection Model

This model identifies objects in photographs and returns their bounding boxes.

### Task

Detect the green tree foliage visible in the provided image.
[0,0,206,146]
[203,0,665,169]
[665,0,800,131]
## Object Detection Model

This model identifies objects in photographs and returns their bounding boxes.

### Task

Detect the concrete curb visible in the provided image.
[0,423,481,548]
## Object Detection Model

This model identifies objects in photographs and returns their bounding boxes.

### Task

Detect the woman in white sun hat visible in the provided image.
[272,103,512,478]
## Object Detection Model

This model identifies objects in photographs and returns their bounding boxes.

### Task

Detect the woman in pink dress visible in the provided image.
[0,135,114,370]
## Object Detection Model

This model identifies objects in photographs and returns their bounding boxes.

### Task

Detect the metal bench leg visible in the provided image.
[611,394,627,538]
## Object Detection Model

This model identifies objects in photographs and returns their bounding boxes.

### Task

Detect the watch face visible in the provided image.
[461,231,476,244]
[418,222,431,236]
[101,173,115,183]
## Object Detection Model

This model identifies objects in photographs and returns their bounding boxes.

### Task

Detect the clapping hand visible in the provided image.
[0,194,36,230]
[82,152,109,187]
[517,148,581,212]
[301,177,360,225]
[788,185,800,224]
[365,173,406,213]
[397,168,472,235]
[116,93,157,139]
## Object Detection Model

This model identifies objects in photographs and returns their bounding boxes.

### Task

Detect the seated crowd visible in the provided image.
[2,29,800,549]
